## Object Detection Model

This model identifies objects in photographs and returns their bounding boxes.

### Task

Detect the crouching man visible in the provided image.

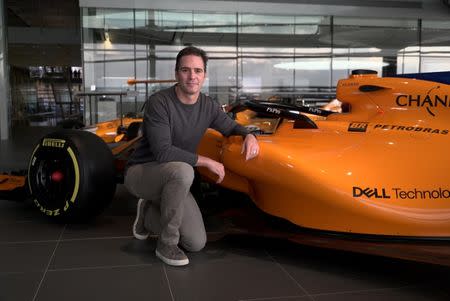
[125,46,259,266]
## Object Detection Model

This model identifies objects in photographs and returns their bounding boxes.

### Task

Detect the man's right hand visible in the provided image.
[196,155,225,183]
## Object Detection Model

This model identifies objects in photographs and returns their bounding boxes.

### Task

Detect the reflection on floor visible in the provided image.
[1,126,449,301]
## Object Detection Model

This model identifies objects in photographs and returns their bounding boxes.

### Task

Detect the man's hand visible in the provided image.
[196,155,225,183]
[241,134,260,161]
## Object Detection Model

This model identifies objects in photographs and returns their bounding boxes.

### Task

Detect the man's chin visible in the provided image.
[182,87,199,95]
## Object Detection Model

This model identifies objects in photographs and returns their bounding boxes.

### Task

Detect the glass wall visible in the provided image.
[81,7,450,122]
[420,20,450,72]
[333,18,419,81]
[238,15,332,106]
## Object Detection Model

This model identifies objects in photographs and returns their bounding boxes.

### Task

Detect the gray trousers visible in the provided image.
[125,161,206,252]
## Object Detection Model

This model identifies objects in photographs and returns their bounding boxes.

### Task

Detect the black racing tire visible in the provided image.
[27,130,116,222]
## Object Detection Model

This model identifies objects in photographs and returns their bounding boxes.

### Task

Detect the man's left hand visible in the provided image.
[241,134,260,161]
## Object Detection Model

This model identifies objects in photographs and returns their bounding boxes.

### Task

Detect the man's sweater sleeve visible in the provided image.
[144,97,198,166]
[210,101,250,137]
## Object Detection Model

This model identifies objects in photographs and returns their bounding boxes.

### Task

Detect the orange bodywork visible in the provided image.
[198,73,450,238]
[89,117,143,143]
[0,174,26,191]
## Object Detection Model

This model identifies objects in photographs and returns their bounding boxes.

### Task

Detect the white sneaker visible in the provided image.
[133,198,149,240]
[156,241,189,266]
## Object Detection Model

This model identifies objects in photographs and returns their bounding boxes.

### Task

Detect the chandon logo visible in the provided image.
[395,86,449,117]
[353,187,391,199]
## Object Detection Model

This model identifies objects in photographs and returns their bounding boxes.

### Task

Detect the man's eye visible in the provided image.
[179,68,203,73]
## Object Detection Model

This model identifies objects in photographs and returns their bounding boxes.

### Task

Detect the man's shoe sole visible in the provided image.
[156,249,189,266]
[133,199,149,240]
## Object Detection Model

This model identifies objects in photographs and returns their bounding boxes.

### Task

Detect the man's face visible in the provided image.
[175,55,206,96]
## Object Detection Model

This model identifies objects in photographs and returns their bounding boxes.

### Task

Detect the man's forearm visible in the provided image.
[195,155,225,183]
[230,124,250,137]
[195,155,210,167]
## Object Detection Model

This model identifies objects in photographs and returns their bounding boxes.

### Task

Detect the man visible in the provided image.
[125,46,259,266]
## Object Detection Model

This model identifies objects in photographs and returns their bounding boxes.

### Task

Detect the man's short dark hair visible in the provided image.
[175,46,208,72]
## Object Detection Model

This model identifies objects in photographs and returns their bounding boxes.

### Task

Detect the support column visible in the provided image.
[0,0,10,140]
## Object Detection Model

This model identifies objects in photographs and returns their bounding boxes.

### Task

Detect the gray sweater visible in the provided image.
[128,86,249,167]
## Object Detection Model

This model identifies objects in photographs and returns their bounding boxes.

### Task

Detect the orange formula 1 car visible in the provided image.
[1,70,449,266]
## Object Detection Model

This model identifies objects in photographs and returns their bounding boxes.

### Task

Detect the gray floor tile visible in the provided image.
[0,242,56,273]
[35,265,172,301]
[49,238,159,269]
[166,257,306,301]
[274,263,406,295]
[187,236,273,264]
[0,219,64,243]
[313,286,450,301]
[0,199,41,223]
[62,215,134,239]
[267,241,450,296]
[0,272,42,301]
[239,297,310,301]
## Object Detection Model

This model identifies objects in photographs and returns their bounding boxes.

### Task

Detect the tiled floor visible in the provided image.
[1,127,450,301]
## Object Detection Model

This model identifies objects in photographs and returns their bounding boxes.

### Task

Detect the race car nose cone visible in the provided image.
[51,170,64,182]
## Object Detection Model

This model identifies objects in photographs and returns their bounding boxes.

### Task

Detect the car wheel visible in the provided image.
[28,130,116,222]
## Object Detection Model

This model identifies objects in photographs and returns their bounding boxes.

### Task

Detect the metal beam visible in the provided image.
[80,0,450,19]
[1,0,11,140]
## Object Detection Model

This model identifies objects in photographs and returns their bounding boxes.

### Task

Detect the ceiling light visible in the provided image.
[274,58,388,70]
